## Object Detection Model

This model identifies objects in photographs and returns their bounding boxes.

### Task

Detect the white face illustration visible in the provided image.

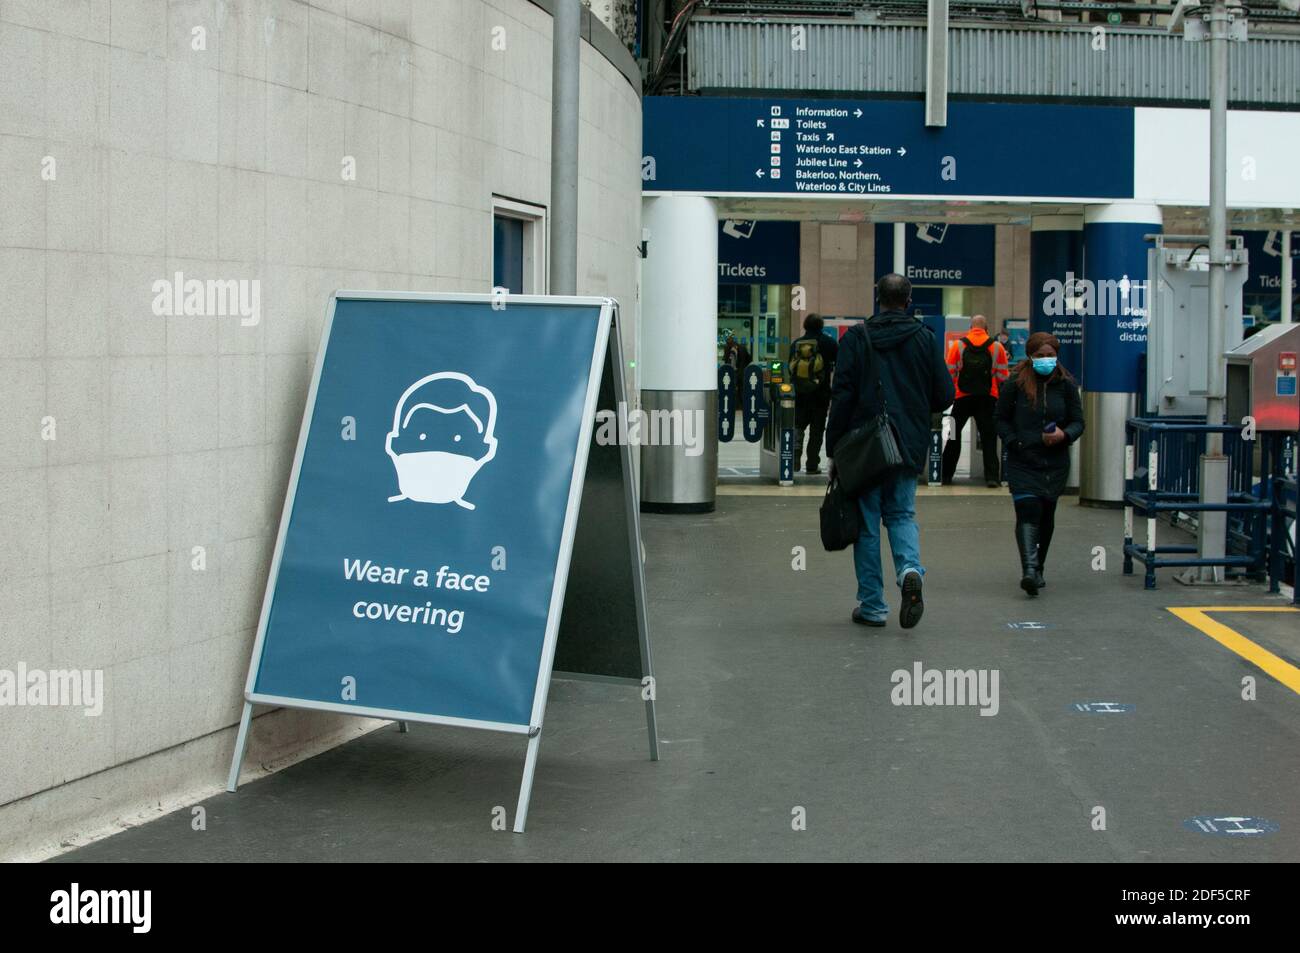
[385,372,498,510]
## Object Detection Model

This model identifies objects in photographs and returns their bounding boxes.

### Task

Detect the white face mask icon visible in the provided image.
[385,372,498,510]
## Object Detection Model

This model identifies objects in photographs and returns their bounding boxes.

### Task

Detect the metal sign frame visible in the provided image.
[225,291,655,832]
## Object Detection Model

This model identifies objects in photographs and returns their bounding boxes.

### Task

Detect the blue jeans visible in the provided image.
[852,473,924,620]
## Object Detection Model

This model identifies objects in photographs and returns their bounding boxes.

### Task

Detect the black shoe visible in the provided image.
[1016,523,1040,597]
[852,607,886,627]
[986,481,1000,489]
[1034,565,1046,589]
[899,570,924,629]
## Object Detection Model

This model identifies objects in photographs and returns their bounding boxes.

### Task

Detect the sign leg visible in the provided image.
[644,696,660,762]
[397,720,409,733]
[513,731,543,833]
[226,701,254,792]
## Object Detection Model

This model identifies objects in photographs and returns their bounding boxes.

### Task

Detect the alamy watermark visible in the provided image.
[891,662,999,716]
[151,271,261,326]
[594,402,705,457]
[0,664,103,716]
[1041,272,1148,320]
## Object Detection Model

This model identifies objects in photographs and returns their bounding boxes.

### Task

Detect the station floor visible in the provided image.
[57,489,1299,862]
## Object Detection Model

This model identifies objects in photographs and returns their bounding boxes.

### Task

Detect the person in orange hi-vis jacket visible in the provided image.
[941,315,1010,487]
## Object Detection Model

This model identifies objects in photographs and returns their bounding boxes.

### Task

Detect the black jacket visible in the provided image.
[826,311,955,473]
[789,332,838,401]
[995,369,1085,497]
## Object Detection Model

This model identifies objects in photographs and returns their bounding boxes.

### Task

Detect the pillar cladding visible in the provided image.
[1031,215,1085,490]
[1029,215,1084,375]
[639,196,719,513]
[1079,203,1162,505]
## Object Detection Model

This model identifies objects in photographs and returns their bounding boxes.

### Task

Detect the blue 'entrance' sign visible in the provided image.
[873,223,996,287]
[228,292,657,832]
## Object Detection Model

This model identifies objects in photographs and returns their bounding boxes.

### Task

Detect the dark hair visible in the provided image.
[877,273,912,310]
[803,313,824,334]
[1014,330,1073,402]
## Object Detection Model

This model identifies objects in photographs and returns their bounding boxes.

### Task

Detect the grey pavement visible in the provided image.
[56,493,1300,862]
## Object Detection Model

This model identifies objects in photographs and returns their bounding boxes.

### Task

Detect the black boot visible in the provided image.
[1036,519,1052,589]
[1016,522,1040,596]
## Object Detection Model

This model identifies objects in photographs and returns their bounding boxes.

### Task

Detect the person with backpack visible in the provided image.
[827,275,955,629]
[995,331,1084,596]
[941,315,1010,487]
[788,314,838,475]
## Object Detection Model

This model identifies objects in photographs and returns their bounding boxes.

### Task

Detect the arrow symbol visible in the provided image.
[749,396,756,412]
[854,108,863,118]
[756,119,765,128]
[854,158,862,167]
[827,133,834,142]
[755,169,765,178]
[898,146,907,157]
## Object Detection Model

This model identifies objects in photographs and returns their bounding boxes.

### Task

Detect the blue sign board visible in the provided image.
[228,293,658,831]
[779,425,794,482]
[644,97,1134,199]
[246,295,606,727]
[718,219,801,285]
[741,362,769,442]
[718,364,737,441]
[874,223,995,287]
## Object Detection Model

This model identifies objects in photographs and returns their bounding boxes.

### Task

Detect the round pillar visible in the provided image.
[639,196,718,513]
[1079,202,1162,505]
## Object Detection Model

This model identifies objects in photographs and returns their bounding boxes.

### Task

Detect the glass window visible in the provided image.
[493,215,525,295]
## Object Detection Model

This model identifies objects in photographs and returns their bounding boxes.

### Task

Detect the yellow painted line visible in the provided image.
[1167,606,1300,696]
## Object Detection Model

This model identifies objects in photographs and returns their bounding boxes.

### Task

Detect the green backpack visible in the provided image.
[790,338,825,394]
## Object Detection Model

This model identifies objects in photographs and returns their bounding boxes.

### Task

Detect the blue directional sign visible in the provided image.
[874,223,995,287]
[741,362,769,443]
[779,426,794,483]
[719,219,801,285]
[644,97,1134,199]
[718,364,737,442]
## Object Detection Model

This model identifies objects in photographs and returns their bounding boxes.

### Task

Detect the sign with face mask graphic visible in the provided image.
[229,293,658,832]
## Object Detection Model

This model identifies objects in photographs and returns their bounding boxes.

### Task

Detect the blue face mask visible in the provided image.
[1032,357,1057,376]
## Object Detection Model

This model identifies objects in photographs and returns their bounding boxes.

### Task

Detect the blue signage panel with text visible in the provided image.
[873,223,995,287]
[644,97,1134,199]
[250,297,603,727]
[718,219,801,284]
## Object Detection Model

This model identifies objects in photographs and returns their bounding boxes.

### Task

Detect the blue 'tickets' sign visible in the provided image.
[873,223,995,287]
[718,219,801,285]
[246,295,607,729]
[644,97,1135,199]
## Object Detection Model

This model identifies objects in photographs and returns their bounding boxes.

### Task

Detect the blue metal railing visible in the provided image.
[1269,475,1299,605]
[1122,418,1290,590]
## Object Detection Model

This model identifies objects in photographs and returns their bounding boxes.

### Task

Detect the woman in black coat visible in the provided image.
[995,331,1085,596]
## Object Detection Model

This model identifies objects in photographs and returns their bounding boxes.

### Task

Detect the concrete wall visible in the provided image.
[0,0,640,860]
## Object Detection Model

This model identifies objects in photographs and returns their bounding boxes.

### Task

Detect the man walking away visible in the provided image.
[942,315,1009,487]
[789,313,838,475]
[827,274,955,630]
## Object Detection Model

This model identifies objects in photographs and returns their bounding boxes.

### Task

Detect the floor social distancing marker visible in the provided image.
[1167,606,1300,697]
